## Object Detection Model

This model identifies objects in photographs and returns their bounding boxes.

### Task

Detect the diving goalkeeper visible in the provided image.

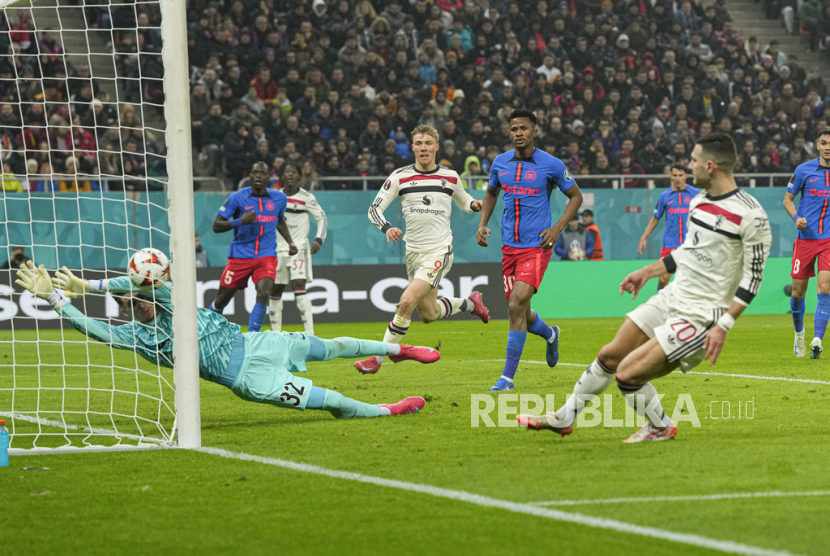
[16,261,436,418]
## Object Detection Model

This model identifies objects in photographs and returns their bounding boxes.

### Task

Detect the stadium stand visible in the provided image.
[1,0,829,191]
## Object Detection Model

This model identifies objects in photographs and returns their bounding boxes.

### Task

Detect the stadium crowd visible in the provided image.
[1,1,830,192]
[0,5,169,193]
[180,0,830,190]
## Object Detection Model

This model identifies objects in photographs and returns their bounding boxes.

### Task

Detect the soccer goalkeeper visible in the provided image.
[16,261,436,419]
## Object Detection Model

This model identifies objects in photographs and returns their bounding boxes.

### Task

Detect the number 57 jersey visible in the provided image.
[668,189,772,313]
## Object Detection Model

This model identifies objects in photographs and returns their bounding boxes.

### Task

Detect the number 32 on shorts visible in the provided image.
[279,381,306,406]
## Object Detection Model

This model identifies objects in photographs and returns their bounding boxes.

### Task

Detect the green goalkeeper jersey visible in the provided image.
[57,277,242,385]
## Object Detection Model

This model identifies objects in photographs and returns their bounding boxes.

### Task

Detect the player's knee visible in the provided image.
[597,344,622,371]
[507,296,526,317]
[418,309,438,324]
[398,296,417,316]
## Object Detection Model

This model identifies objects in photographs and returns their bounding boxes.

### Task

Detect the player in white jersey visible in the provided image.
[518,133,771,442]
[355,124,491,374]
[269,162,328,335]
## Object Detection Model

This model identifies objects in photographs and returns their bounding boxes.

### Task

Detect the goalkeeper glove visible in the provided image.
[16,261,68,308]
[52,266,90,298]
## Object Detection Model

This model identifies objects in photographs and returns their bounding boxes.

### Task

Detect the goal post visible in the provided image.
[0,0,200,452]
[160,0,201,449]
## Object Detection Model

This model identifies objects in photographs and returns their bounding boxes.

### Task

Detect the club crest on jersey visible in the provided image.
[441,178,448,187]
[422,195,433,205]
[266,201,275,211]
[524,169,537,181]
[563,169,573,181]
[714,215,725,230]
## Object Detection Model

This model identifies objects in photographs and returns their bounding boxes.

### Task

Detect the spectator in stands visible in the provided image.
[554,215,594,261]
[1,163,23,192]
[199,103,228,177]
[0,246,30,270]
[359,117,385,156]
[581,209,603,261]
[618,151,646,189]
[591,154,616,188]
[223,123,254,187]
[299,160,319,190]
[195,233,210,268]
[57,156,100,193]
[637,137,669,176]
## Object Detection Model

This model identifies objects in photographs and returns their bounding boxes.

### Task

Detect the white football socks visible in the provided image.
[295,291,314,335]
[378,314,410,364]
[552,358,616,427]
[619,381,672,428]
[268,297,283,332]
[436,296,472,319]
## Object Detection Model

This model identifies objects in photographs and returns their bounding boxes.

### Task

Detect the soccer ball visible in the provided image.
[128,248,170,289]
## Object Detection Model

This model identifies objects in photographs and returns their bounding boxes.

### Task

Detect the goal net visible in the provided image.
[0,0,199,452]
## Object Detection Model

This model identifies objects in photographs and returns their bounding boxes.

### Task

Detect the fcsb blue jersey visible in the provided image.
[653,185,700,249]
[787,159,830,240]
[218,187,287,258]
[489,149,576,248]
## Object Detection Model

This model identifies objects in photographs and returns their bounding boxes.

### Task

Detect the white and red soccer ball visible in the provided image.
[128,248,170,289]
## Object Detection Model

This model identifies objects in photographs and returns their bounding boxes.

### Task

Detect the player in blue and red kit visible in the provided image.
[783,129,830,359]
[638,164,700,289]
[477,109,583,391]
[212,162,297,332]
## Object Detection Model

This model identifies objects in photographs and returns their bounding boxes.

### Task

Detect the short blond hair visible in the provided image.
[411,124,439,143]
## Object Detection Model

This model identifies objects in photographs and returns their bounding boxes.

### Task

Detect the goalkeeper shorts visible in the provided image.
[230,331,314,410]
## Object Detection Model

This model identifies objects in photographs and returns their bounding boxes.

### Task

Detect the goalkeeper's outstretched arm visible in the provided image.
[25,263,141,349]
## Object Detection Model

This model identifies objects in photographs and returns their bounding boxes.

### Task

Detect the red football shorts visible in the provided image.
[660,247,677,259]
[220,256,277,289]
[501,246,552,298]
[791,238,830,279]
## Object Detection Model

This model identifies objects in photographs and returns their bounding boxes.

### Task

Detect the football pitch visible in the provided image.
[3,314,829,556]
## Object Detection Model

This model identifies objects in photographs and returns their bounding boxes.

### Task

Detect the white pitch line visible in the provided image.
[687,371,830,386]
[498,360,830,385]
[195,446,800,556]
[0,411,166,444]
[531,490,830,507]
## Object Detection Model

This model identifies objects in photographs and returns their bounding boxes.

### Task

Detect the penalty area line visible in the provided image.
[531,490,830,507]
[195,446,800,556]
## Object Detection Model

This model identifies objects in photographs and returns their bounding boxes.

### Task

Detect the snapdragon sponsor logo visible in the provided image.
[409,207,446,215]
[471,394,754,428]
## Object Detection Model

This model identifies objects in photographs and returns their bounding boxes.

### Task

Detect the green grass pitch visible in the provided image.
[2,314,829,556]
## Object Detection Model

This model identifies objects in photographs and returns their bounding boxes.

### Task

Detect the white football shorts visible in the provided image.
[276,247,312,284]
[405,245,453,288]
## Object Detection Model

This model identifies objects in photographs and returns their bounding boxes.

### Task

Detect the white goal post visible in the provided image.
[0,0,200,452]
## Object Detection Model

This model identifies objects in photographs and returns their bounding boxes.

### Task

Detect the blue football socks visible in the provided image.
[791,297,805,333]
[816,293,830,340]
[247,302,267,332]
[501,330,527,381]
[208,301,222,314]
[527,310,553,341]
